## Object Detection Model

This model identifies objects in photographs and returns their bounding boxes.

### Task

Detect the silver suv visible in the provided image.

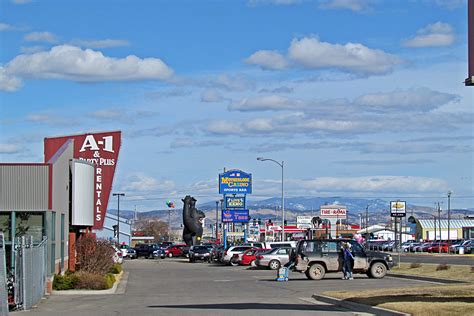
[293,239,393,280]
[255,247,292,270]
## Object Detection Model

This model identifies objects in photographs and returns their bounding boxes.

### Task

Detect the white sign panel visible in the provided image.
[297,216,313,224]
[71,159,95,226]
[320,206,347,219]
[390,201,406,217]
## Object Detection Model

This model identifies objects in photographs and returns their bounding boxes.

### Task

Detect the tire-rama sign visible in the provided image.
[219,170,252,194]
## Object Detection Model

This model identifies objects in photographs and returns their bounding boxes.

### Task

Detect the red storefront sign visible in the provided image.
[44,131,121,229]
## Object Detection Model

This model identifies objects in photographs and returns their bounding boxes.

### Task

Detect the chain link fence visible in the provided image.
[0,233,8,316]
[13,236,48,311]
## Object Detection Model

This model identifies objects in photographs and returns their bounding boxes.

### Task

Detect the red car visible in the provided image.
[428,243,449,253]
[239,248,267,266]
[165,244,187,257]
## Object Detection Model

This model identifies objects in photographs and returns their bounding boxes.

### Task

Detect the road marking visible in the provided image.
[214,279,233,282]
[298,297,332,306]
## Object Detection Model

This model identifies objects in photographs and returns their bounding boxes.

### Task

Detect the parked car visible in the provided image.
[449,240,465,253]
[153,247,167,259]
[112,246,123,264]
[293,239,393,280]
[165,244,187,257]
[255,247,292,270]
[221,246,254,265]
[126,248,137,259]
[428,242,449,253]
[189,245,213,263]
[451,240,472,253]
[239,248,267,266]
[134,243,160,259]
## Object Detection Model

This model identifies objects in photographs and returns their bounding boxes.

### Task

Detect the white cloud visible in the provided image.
[70,39,130,49]
[5,45,174,83]
[290,176,448,194]
[214,74,254,91]
[121,173,176,192]
[318,0,375,12]
[26,112,78,126]
[24,31,58,43]
[245,50,289,70]
[0,143,22,154]
[288,37,401,75]
[355,87,459,112]
[229,95,305,111]
[0,23,14,31]
[11,0,33,4]
[201,89,224,102]
[89,108,158,123]
[0,67,22,92]
[403,22,455,48]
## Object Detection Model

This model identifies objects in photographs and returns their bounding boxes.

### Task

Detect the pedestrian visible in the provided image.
[342,242,354,280]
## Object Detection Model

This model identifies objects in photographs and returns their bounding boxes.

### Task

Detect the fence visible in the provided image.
[0,233,8,316]
[13,236,47,311]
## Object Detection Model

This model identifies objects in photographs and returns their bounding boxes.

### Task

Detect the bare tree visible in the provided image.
[135,219,169,242]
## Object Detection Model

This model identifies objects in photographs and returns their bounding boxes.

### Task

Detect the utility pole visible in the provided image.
[448,191,452,248]
[365,204,369,241]
[168,208,172,242]
[438,202,442,253]
[215,201,219,240]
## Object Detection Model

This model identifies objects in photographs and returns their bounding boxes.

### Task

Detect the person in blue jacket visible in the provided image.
[342,242,354,280]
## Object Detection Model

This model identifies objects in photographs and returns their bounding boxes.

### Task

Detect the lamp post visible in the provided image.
[215,201,219,240]
[365,204,370,242]
[257,157,285,241]
[112,193,125,244]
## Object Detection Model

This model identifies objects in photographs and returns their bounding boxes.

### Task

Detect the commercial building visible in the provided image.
[415,219,474,241]
[95,212,132,246]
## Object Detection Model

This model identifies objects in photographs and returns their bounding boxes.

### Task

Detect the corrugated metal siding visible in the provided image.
[418,219,474,229]
[0,165,49,211]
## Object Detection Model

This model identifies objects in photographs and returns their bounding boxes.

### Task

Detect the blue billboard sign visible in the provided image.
[219,170,252,194]
[225,196,246,209]
[221,209,250,223]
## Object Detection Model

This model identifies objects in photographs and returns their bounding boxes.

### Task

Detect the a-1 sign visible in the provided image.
[390,201,406,217]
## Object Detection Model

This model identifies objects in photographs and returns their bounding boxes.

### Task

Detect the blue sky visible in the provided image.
[1,0,473,212]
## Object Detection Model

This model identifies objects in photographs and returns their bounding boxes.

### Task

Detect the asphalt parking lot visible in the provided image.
[21,257,447,316]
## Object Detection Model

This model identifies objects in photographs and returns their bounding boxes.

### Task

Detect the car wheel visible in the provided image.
[268,260,280,270]
[160,255,165,259]
[230,258,239,266]
[369,262,387,279]
[168,253,173,258]
[306,263,325,280]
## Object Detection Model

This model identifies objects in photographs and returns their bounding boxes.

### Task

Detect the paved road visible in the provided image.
[23,258,443,316]
[393,253,474,265]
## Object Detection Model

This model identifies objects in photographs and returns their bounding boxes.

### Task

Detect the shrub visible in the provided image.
[53,273,80,290]
[109,263,123,274]
[75,234,115,275]
[75,271,107,290]
[471,266,474,273]
[436,263,450,271]
[410,263,421,269]
[104,273,116,289]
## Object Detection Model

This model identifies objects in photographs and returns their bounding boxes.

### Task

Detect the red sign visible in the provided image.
[44,131,121,229]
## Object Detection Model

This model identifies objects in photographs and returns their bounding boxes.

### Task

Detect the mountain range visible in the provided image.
[108,196,473,228]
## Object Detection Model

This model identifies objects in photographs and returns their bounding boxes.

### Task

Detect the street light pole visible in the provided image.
[257,157,285,241]
[112,193,125,245]
[215,201,219,240]
[365,204,369,242]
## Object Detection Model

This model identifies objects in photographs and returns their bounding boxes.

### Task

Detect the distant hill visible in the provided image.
[107,196,473,228]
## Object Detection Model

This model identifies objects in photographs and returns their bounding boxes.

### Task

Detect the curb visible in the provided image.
[387,273,467,284]
[51,271,129,295]
[312,294,410,316]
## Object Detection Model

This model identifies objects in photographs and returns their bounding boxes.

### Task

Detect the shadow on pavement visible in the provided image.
[148,302,336,311]
[352,294,474,305]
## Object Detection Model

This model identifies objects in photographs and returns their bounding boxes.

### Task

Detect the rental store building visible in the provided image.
[0,131,121,288]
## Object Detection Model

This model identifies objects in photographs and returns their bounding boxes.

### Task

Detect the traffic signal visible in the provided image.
[112,225,118,238]
[284,220,288,226]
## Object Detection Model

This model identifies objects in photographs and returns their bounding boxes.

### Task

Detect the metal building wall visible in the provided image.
[0,165,49,211]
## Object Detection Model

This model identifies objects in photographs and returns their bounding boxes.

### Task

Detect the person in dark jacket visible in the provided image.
[342,242,354,280]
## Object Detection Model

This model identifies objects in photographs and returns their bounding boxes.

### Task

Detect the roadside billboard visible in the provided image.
[296,216,313,229]
[320,205,347,219]
[390,201,406,217]
[219,170,252,194]
[45,131,121,229]
[221,209,250,223]
[225,196,246,209]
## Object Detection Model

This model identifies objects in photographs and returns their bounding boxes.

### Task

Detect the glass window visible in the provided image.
[322,241,338,252]
[0,213,11,241]
[349,241,364,254]
[16,212,44,243]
